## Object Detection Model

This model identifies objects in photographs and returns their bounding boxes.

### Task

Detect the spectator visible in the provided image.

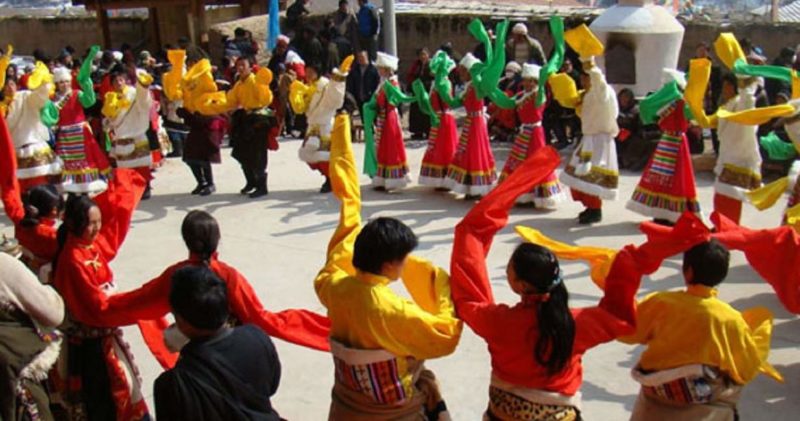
[615,88,645,170]
[333,0,359,55]
[357,0,380,61]
[506,22,545,65]
[488,61,521,143]
[267,35,291,79]
[346,49,380,117]
[292,26,323,67]
[154,266,282,420]
[689,42,721,154]
[231,27,258,61]
[319,28,341,75]
[544,58,581,148]
[178,36,209,63]
[472,28,494,62]
[765,47,795,105]
[285,0,311,36]
[405,47,433,140]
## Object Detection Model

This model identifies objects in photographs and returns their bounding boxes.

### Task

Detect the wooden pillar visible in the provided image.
[190,0,210,51]
[149,7,162,51]
[97,7,111,49]
[772,0,780,23]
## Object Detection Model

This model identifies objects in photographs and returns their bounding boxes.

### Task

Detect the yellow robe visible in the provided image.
[620,284,782,385]
[313,113,462,394]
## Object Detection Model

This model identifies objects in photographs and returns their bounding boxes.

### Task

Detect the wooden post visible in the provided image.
[772,0,780,23]
[97,6,112,49]
[190,0,209,50]
[242,0,254,17]
[149,7,162,51]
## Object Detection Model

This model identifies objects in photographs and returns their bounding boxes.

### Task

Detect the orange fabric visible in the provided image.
[571,189,602,209]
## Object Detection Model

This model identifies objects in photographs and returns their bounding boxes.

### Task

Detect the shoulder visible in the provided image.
[154,369,178,398]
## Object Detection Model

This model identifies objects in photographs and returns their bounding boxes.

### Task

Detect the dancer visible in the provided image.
[451,144,700,419]
[103,68,155,200]
[0,252,64,421]
[52,45,111,195]
[50,169,154,420]
[100,209,331,358]
[683,34,794,224]
[363,51,415,191]
[624,214,782,420]
[442,19,513,199]
[0,114,60,279]
[0,47,62,192]
[162,50,228,196]
[498,16,566,208]
[555,25,619,224]
[227,57,274,198]
[291,56,354,193]
[153,266,283,420]
[626,69,702,224]
[315,112,461,418]
[417,50,458,189]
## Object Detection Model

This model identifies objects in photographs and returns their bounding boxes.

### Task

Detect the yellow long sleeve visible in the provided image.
[0,44,12,93]
[162,49,186,101]
[314,112,461,360]
[226,70,273,112]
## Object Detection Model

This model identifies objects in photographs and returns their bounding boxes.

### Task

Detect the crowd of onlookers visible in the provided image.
[4,2,800,181]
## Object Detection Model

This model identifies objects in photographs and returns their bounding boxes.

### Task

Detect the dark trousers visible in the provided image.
[230,111,272,188]
[187,161,213,186]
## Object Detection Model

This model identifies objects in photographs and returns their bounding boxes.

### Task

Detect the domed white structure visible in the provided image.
[590,0,684,97]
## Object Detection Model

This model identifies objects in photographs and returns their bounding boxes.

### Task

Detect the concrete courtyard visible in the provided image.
[2,137,798,420]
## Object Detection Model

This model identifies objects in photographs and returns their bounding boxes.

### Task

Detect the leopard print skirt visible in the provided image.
[485,386,580,421]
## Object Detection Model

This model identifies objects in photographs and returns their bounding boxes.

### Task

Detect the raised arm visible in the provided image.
[450,146,560,337]
[0,114,23,223]
[0,44,11,91]
[314,112,361,302]
[77,46,100,108]
[93,168,146,260]
[361,92,379,176]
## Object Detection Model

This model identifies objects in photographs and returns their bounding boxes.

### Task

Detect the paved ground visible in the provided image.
[2,137,798,420]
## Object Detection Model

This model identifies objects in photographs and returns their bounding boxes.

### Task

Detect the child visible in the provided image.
[314,112,461,418]
[620,235,782,419]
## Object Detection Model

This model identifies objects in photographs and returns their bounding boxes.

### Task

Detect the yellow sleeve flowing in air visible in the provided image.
[226,69,274,112]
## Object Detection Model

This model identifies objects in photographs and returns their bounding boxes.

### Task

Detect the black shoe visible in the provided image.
[199,184,216,196]
[240,183,256,195]
[141,185,152,201]
[578,208,591,220]
[249,175,268,198]
[464,194,482,201]
[578,209,602,225]
[319,178,332,193]
[249,188,268,198]
[373,185,386,192]
[166,151,182,158]
[191,184,205,195]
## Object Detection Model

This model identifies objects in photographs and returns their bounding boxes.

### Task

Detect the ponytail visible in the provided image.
[181,210,220,266]
[20,184,63,228]
[511,243,576,375]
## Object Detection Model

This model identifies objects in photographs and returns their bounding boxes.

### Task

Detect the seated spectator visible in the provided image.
[488,61,522,143]
[154,266,282,421]
[544,59,581,148]
[615,88,642,170]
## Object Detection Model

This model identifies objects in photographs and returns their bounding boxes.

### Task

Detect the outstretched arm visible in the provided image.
[77,45,101,108]
[314,112,361,303]
[0,114,23,223]
[93,168,147,261]
[451,146,560,338]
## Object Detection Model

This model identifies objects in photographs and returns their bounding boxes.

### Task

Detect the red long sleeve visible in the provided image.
[0,114,23,223]
[711,212,800,313]
[93,168,146,261]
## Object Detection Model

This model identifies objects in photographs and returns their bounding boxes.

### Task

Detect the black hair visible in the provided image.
[352,217,418,275]
[20,184,63,228]
[683,239,730,288]
[170,266,229,331]
[234,27,246,37]
[721,73,738,94]
[339,0,349,5]
[511,243,575,375]
[181,210,220,264]
[306,62,322,76]
[53,195,98,270]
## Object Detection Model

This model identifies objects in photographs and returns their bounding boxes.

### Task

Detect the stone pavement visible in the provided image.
[2,137,798,420]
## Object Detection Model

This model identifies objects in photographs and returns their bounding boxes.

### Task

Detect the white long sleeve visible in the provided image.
[0,253,64,327]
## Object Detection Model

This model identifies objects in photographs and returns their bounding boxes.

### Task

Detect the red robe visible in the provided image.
[419,90,458,187]
[627,100,701,222]
[52,168,160,420]
[105,254,332,360]
[446,84,497,196]
[450,146,699,395]
[373,78,409,189]
[0,114,58,262]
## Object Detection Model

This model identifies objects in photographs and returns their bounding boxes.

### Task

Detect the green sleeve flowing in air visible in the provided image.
[362,93,378,177]
[639,81,683,125]
[760,131,798,160]
[733,58,794,83]
[40,101,59,127]
[77,45,101,108]
[537,16,565,107]
[412,79,440,127]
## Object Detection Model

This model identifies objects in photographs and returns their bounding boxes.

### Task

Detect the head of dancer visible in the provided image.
[60,195,101,245]
[20,184,63,228]
[353,217,418,281]
[170,265,229,339]
[507,243,575,375]
[181,210,221,264]
[682,239,729,288]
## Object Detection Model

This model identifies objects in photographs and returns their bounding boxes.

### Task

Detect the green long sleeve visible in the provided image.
[76,45,101,108]
[760,131,798,160]
[639,81,683,125]
[40,101,59,127]
[362,93,378,177]
[384,80,415,106]
[537,16,565,107]
[412,79,440,127]
[733,58,794,83]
